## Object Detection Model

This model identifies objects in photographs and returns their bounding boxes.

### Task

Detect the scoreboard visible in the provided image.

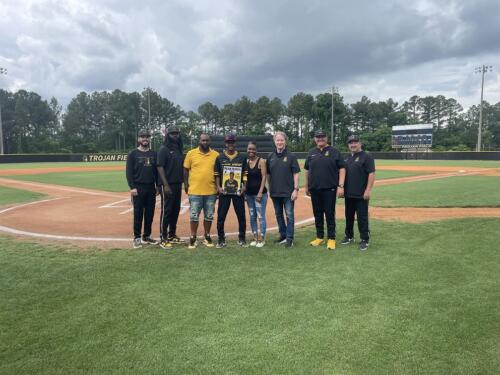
[392,124,433,149]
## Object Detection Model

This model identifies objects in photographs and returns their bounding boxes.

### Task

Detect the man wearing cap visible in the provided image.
[304,129,346,250]
[214,134,248,248]
[183,133,219,249]
[157,126,184,249]
[126,129,159,249]
[341,135,376,251]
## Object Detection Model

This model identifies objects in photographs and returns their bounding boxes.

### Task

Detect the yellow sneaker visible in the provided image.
[327,239,336,250]
[310,238,324,246]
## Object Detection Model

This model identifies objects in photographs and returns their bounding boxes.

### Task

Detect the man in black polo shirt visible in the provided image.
[267,131,301,248]
[126,128,158,249]
[341,135,376,251]
[157,126,185,249]
[214,134,248,248]
[304,129,345,250]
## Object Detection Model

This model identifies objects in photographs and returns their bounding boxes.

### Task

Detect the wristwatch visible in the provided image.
[294,187,299,191]
[338,184,344,188]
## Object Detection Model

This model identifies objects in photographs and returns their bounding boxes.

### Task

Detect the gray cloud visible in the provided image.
[0,0,498,110]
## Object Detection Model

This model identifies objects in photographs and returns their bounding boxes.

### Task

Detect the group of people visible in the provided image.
[125,128,375,252]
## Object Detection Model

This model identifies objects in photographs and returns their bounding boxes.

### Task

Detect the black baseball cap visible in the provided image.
[138,128,151,137]
[167,126,180,134]
[224,133,236,142]
[347,134,360,143]
[314,129,327,137]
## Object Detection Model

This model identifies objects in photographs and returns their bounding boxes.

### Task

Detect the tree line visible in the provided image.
[1,88,499,153]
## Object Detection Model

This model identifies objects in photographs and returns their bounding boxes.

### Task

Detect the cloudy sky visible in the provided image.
[1,0,499,110]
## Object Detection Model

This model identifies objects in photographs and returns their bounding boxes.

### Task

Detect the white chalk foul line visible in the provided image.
[99,198,131,209]
[0,197,66,214]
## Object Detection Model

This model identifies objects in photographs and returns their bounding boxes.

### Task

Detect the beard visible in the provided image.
[199,143,210,151]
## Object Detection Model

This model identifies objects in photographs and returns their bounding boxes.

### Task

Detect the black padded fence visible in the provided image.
[1,151,499,164]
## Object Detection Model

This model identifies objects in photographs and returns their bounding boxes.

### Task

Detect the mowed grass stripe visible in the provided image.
[371,175,500,207]
[0,218,499,374]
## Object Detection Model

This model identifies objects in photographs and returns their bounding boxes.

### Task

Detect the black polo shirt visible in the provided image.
[304,145,345,190]
[266,148,301,197]
[157,144,184,185]
[344,150,376,198]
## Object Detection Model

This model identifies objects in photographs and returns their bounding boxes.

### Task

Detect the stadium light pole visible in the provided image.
[474,65,493,152]
[143,87,151,131]
[331,86,338,146]
[0,67,7,155]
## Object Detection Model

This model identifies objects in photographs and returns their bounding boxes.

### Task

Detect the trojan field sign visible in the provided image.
[392,124,433,149]
[83,154,128,162]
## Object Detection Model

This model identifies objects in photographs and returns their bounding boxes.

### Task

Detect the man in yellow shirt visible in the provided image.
[183,133,219,249]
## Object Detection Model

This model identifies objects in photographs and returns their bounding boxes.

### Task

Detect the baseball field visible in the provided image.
[0,159,499,374]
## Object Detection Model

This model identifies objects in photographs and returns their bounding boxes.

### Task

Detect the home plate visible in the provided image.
[459,170,466,173]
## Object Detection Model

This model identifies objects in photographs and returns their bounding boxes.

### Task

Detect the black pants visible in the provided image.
[133,186,156,239]
[310,188,337,239]
[345,196,370,241]
[217,194,246,241]
[160,183,182,240]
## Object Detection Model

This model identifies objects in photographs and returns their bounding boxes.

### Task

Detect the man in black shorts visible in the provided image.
[126,128,158,249]
[341,135,376,251]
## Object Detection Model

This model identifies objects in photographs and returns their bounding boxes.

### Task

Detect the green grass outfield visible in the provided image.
[375,159,499,168]
[0,186,46,206]
[5,169,425,193]
[371,176,500,207]
[1,218,499,374]
[1,159,498,171]
[0,161,125,170]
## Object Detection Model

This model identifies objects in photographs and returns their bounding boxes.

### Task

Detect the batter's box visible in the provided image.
[99,197,190,215]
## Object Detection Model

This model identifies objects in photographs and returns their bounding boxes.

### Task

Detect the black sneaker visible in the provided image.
[340,237,354,245]
[188,236,197,249]
[168,235,185,244]
[274,236,287,245]
[142,236,158,245]
[284,239,294,248]
[359,240,369,251]
[216,240,226,248]
[237,240,249,247]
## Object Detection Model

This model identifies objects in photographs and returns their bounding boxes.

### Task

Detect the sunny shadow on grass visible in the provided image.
[1,218,499,374]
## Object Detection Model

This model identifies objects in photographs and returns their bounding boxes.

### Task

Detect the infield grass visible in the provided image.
[0,161,125,170]
[0,186,46,206]
[6,171,129,192]
[1,218,499,374]
[371,175,500,207]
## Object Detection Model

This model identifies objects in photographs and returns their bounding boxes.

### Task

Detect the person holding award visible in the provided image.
[214,134,248,248]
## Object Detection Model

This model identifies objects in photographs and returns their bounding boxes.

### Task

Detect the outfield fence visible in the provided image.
[1,151,500,164]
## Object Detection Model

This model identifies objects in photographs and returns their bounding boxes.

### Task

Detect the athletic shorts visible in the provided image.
[188,195,217,222]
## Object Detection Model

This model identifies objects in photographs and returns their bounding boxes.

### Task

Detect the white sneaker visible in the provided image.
[250,240,258,246]
[133,238,142,249]
[256,241,265,248]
